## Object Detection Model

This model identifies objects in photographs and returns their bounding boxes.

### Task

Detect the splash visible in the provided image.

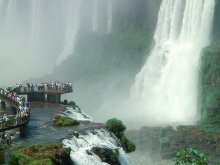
[63,129,129,165]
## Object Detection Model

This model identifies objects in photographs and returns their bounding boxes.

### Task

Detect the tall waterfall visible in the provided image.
[131,0,215,125]
[107,0,112,34]
[30,0,40,56]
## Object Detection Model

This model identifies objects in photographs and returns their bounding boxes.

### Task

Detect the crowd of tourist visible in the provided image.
[0,89,29,127]
[13,81,73,93]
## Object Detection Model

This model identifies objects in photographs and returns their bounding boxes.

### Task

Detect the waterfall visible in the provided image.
[63,129,129,165]
[131,0,215,125]
[92,0,98,32]
[30,0,40,55]
[107,0,112,34]
[56,0,82,65]
[60,106,93,122]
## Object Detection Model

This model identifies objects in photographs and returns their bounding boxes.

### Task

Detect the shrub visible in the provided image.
[54,115,80,126]
[174,147,208,165]
[106,118,135,153]
[106,118,126,138]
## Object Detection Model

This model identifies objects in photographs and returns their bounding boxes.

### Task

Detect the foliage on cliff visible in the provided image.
[54,115,80,127]
[106,118,136,153]
[9,143,71,165]
[200,40,220,134]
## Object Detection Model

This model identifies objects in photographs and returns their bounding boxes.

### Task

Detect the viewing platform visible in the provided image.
[12,82,73,104]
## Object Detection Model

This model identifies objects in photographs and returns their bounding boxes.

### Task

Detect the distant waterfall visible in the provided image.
[4,0,16,35]
[92,0,98,32]
[131,0,215,125]
[30,0,40,55]
[56,0,82,65]
[107,0,112,34]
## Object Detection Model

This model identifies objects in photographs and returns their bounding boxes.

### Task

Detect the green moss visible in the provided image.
[174,147,208,165]
[54,115,80,127]
[9,143,71,165]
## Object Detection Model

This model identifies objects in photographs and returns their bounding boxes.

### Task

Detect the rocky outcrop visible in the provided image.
[161,126,220,164]
[200,41,220,134]
[91,147,120,165]
[126,125,220,164]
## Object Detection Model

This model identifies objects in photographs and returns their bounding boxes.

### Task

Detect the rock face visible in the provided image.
[214,1,220,40]
[126,126,220,164]
[200,40,220,134]
[91,147,120,165]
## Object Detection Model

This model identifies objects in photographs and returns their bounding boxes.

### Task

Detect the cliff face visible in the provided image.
[197,1,220,134]
[200,40,220,134]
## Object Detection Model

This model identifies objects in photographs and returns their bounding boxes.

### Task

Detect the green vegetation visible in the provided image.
[175,147,220,165]
[54,115,80,127]
[174,147,208,165]
[9,143,71,165]
[106,118,135,153]
[92,147,120,165]
[199,40,220,134]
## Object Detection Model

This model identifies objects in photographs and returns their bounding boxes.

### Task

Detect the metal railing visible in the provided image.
[0,93,30,131]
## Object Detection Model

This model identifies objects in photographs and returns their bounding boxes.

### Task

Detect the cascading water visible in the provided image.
[56,0,82,65]
[63,129,129,165]
[59,106,93,122]
[131,0,215,125]
[107,0,112,34]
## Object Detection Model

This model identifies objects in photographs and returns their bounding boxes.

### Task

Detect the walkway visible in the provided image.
[0,90,30,132]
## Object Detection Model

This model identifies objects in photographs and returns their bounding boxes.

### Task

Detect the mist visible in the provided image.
[0,0,162,128]
[1,0,212,130]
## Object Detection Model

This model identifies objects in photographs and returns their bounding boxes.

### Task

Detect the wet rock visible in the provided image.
[91,147,120,165]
